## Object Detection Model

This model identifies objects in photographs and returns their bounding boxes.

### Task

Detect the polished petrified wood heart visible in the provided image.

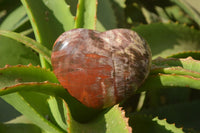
[51,28,151,109]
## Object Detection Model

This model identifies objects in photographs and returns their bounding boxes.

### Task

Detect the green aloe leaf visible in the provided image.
[152,117,184,133]
[0,0,21,17]
[143,57,200,108]
[1,115,43,133]
[138,74,200,93]
[152,57,200,73]
[2,92,65,133]
[170,0,200,26]
[0,33,40,68]
[125,1,146,26]
[0,4,33,37]
[48,97,68,132]
[141,7,160,24]
[151,67,200,78]
[0,65,67,133]
[0,122,42,133]
[0,82,66,100]
[1,83,132,132]
[0,5,29,32]
[0,98,21,123]
[133,23,200,59]
[75,0,97,29]
[68,105,132,133]
[110,0,126,28]
[128,114,184,133]
[21,0,75,67]
[155,5,193,24]
[96,0,117,31]
[136,100,200,132]
[165,6,192,24]
[0,30,51,64]
[0,64,102,125]
[138,57,200,92]
[0,78,132,133]
[0,18,40,126]
[0,64,58,89]
[144,100,200,132]
[20,1,76,128]
[167,51,200,60]
[21,0,75,49]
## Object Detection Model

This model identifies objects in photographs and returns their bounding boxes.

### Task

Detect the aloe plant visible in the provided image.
[0,0,200,132]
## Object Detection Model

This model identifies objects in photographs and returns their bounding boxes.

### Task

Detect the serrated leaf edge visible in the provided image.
[0,81,64,98]
[0,30,51,64]
[167,50,200,58]
[150,66,200,78]
[130,114,184,133]
[152,116,184,132]
[0,64,51,73]
[12,92,64,133]
[117,106,132,133]
[152,56,200,69]
[138,73,200,93]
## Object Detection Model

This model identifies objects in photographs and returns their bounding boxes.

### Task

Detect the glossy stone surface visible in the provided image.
[51,28,151,109]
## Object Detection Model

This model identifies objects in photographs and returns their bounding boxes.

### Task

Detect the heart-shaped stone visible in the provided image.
[51,28,151,109]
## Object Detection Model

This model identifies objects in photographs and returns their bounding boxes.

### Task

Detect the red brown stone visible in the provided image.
[51,28,151,109]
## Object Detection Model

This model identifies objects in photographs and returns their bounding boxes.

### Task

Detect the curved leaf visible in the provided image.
[156,5,193,24]
[0,64,104,123]
[2,92,65,133]
[21,0,75,49]
[152,57,200,73]
[96,0,117,31]
[0,65,65,132]
[0,98,21,123]
[142,58,200,108]
[128,114,184,133]
[68,105,132,133]
[167,51,200,60]
[110,0,126,28]
[153,117,184,133]
[48,97,68,132]
[0,0,21,17]
[0,81,104,125]
[139,100,200,131]
[0,82,66,99]
[0,34,40,67]
[0,30,51,64]
[151,67,200,78]
[171,0,200,26]
[0,122,42,133]
[0,65,66,132]
[21,0,75,67]
[133,23,200,59]
[0,24,40,125]
[75,0,97,29]
[138,74,200,93]
[104,106,131,133]
[139,57,200,93]
[0,64,58,89]
[0,5,29,31]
